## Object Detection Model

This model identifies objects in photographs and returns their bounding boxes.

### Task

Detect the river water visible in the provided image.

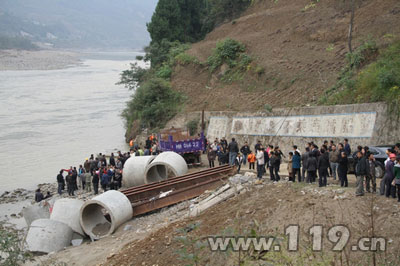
[0,52,141,193]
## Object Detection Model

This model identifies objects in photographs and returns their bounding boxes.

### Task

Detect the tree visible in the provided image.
[147,0,207,45]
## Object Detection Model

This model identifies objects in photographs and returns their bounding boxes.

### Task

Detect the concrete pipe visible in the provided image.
[122,155,155,188]
[50,198,85,236]
[22,204,50,226]
[26,219,73,253]
[79,190,133,239]
[144,151,188,184]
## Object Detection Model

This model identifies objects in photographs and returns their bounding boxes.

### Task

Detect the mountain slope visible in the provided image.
[171,0,400,112]
[0,0,158,49]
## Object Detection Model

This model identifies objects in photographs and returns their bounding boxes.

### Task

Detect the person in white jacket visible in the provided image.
[256,146,265,180]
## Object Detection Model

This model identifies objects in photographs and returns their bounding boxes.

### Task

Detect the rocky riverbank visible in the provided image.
[0,49,81,71]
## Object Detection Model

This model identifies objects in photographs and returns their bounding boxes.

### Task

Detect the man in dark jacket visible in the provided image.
[109,153,116,167]
[92,171,100,195]
[354,151,369,196]
[35,189,44,202]
[56,170,64,195]
[66,172,75,196]
[240,142,251,166]
[227,138,239,166]
[306,153,318,183]
[385,153,396,198]
[344,139,351,156]
[318,149,330,187]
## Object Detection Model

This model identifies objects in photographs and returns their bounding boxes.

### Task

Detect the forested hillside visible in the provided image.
[119,0,400,141]
[0,0,157,49]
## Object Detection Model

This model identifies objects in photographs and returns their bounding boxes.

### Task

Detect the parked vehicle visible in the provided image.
[158,127,205,165]
[347,146,389,178]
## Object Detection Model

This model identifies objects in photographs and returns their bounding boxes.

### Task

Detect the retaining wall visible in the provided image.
[164,103,399,154]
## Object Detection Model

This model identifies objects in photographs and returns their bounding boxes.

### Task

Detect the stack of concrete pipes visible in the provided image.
[24,151,188,254]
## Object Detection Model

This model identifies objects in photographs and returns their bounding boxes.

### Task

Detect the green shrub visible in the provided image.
[175,53,199,65]
[156,64,173,79]
[122,77,184,129]
[135,55,144,61]
[117,63,150,89]
[186,119,199,136]
[207,38,246,72]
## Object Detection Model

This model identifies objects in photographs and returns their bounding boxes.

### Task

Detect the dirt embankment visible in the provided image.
[172,0,400,112]
[105,176,400,266]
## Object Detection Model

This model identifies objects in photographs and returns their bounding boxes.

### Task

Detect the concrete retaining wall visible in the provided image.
[164,103,399,155]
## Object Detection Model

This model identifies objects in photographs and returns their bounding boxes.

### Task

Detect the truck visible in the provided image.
[158,127,205,165]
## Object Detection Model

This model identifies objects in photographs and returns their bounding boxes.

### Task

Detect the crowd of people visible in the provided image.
[47,136,160,200]
[206,137,400,200]
[36,133,400,203]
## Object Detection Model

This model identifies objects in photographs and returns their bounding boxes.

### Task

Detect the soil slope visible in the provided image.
[172,0,400,112]
[105,177,400,265]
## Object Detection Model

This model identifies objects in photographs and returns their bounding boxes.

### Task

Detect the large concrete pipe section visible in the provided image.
[50,198,85,236]
[26,219,73,253]
[144,151,188,183]
[80,190,133,239]
[22,204,50,226]
[122,155,155,188]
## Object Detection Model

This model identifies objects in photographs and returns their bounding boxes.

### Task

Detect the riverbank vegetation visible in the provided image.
[119,0,253,135]
[320,40,400,115]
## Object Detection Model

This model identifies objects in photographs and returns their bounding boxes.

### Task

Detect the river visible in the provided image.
[0,52,142,193]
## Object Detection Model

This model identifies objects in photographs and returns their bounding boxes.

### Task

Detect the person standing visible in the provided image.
[366,153,377,193]
[72,167,78,191]
[85,172,92,192]
[78,165,85,190]
[292,151,301,182]
[385,153,396,198]
[344,139,351,156]
[56,170,64,195]
[92,170,99,195]
[306,153,317,183]
[256,147,265,180]
[318,149,330,187]
[247,151,256,170]
[301,147,310,182]
[354,151,369,196]
[109,153,116,167]
[269,150,276,181]
[66,172,75,196]
[272,151,281,181]
[329,144,340,180]
[240,142,251,166]
[227,138,239,166]
[207,146,216,168]
[287,152,294,182]
[220,137,228,150]
[254,141,262,154]
[380,148,393,195]
[84,158,90,173]
[393,157,400,202]
[338,152,348,187]
[235,153,243,174]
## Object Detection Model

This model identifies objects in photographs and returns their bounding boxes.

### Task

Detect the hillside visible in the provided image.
[172,0,400,112]
[0,0,157,49]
